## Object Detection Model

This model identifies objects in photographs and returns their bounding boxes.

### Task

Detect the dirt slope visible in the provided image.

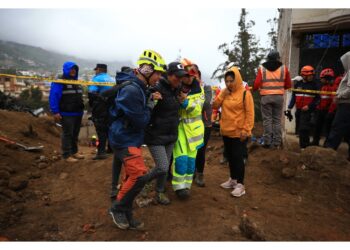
[1,110,350,241]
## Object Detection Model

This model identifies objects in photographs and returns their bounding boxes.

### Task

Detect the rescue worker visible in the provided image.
[49,61,85,163]
[311,68,335,146]
[144,61,187,204]
[172,58,205,200]
[287,65,320,149]
[213,66,254,197]
[88,63,115,160]
[108,49,166,230]
[325,51,350,161]
[253,50,292,148]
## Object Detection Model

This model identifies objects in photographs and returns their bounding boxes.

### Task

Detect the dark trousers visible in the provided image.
[323,112,335,146]
[111,147,148,212]
[295,109,301,135]
[195,127,212,174]
[312,109,328,146]
[324,103,350,157]
[299,110,315,149]
[93,118,109,154]
[61,115,82,159]
[112,152,123,192]
[223,136,247,184]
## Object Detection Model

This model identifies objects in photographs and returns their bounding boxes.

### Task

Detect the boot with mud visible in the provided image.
[175,189,190,200]
[65,156,78,163]
[194,173,205,187]
[72,153,85,160]
[156,192,170,205]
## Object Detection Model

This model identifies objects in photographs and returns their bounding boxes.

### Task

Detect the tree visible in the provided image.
[212,8,266,121]
[267,17,278,50]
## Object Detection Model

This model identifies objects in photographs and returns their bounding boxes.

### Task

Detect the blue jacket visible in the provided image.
[49,61,83,116]
[88,72,114,93]
[108,72,150,149]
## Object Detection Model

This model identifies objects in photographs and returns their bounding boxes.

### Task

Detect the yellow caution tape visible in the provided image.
[289,88,336,95]
[0,73,115,87]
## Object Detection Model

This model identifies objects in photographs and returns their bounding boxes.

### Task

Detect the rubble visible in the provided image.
[8,175,28,191]
[281,167,296,179]
[239,213,266,241]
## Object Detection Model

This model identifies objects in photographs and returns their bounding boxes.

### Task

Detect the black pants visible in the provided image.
[112,151,123,192]
[61,115,82,159]
[195,127,212,174]
[325,103,350,157]
[223,136,247,184]
[299,110,315,149]
[312,109,328,146]
[93,118,109,154]
[295,109,301,135]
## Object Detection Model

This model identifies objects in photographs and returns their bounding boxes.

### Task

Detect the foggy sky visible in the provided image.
[0,8,277,82]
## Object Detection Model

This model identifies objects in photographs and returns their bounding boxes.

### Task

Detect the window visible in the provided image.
[342,33,350,47]
[304,33,340,49]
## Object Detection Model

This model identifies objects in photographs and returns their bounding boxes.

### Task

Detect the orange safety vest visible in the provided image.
[260,65,286,95]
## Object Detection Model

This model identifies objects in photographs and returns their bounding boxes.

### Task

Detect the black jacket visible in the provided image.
[144,77,180,146]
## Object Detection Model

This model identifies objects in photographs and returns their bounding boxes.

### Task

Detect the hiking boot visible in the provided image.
[126,211,144,230]
[93,152,108,160]
[65,156,78,163]
[72,153,85,159]
[109,209,129,230]
[194,173,205,187]
[156,192,170,205]
[231,183,246,197]
[175,189,190,200]
[220,178,238,189]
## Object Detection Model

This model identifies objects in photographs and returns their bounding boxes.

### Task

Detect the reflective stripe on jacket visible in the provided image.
[260,65,286,95]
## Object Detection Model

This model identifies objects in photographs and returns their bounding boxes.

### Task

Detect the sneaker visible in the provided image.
[109,209,129,230]
[175,189,190,200]
[220,178,238,189]
[156,192,170,205]
[126,211,144,230]
[194,173,205,187]
[231,183,246,197]
[93,153,109,160]
[65,156,78,163]
[72,153,84,160]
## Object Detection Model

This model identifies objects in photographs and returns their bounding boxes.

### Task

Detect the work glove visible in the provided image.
[284,110,293,122]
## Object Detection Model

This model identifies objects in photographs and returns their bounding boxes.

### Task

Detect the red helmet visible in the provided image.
[301,65,315,76]
[320,68,335,78]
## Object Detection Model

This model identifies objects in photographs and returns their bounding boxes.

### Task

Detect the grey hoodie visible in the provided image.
[336,51,350,104]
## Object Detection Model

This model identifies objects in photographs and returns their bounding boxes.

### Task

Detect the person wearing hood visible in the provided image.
[253,50,291,148]
[49,61,85,163]
[213,66,254,197]
[171,59,205,200]
[88,64,115,160]
[108,50,166,230]
[325,51,350,161]
[143,61,187,205]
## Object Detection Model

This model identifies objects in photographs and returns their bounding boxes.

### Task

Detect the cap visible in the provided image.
[167,62,188,77]
[94,64,107,70]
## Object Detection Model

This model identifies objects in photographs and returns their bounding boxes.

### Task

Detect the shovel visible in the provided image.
[0,136,44,152]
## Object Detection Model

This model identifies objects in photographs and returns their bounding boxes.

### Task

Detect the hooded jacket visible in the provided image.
[108,71,150,149]
[49,61,84,116]
[336,51,350,104]
[144,77,180,146]
[213,67,255,138]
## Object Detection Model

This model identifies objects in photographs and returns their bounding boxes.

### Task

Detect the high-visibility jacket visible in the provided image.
[259,65,286,95]
[288,80,320,110]
[178,87,205,151]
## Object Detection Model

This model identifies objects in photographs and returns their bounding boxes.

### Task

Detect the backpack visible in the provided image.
[88,81,132,122]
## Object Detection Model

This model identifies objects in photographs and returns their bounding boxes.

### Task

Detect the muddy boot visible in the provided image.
[175,189,190,200]
[156,192,170,205]
[194,173,205,187]
[126,211,144,230]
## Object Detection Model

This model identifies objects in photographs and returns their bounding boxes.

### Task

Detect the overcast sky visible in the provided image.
[0,8,277,81]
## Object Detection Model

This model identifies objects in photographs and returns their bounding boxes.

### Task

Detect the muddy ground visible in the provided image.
[1,109,350,241]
